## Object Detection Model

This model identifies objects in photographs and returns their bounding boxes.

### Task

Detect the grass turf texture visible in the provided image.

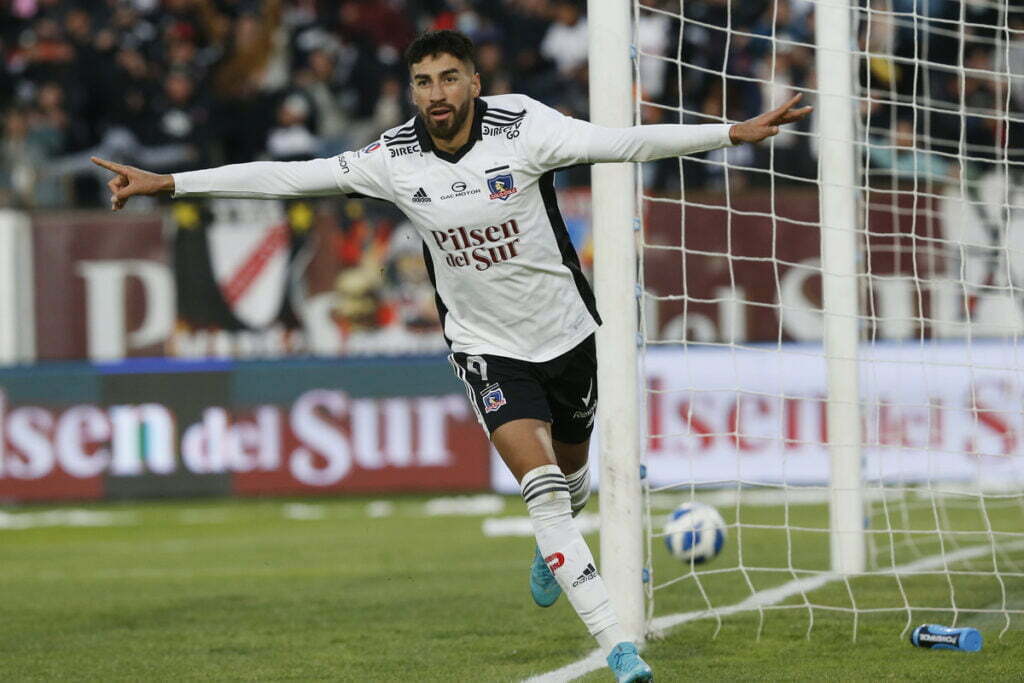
[1,496,1021,681]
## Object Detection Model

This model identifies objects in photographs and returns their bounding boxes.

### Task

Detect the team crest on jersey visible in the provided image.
[481,383,507,413]
[487,172,517,201]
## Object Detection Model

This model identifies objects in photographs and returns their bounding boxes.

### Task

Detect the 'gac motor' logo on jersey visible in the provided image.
[430,220,521,272]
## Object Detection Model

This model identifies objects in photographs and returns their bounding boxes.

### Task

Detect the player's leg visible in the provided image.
[495,420,651,680]
[492,420,639,655]
[553,437,590,517]
[548,334,598,518]
[527,437,589,608]
[450,352,651,680]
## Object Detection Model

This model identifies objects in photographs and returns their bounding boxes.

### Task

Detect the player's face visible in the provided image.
[410,53,481,142]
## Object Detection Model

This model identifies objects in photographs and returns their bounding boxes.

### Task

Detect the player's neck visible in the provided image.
[430,99,476,156]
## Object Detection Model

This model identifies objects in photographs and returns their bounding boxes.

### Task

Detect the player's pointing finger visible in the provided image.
[91,156,127,174]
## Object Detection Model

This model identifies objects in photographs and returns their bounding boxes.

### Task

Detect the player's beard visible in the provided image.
[422,99,472,141]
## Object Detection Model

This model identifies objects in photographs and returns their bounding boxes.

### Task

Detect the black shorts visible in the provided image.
[448,335,597,444]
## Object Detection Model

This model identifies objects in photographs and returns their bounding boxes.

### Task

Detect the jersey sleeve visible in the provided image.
[327,143,395,202]
[172,159,342,199]
[518,97,602,173]
[170,142,394,202]
[518,96,734,173]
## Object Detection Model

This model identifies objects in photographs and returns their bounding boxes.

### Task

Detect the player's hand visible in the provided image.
[728,93,813,145]
[90,157,175,211]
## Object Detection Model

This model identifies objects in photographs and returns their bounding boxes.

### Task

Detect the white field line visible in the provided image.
[0,509,137,530]
[482,513,601,537]
[523,540,1024,683]
[425,494,506,516]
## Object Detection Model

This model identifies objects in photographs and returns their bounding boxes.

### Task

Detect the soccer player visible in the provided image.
[92,29,810,682]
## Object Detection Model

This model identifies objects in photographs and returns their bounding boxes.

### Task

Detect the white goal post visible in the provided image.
[588,0,646,643]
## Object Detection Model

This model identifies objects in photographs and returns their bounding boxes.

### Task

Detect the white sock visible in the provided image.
[565,463,590,517]
[521,464,628,654]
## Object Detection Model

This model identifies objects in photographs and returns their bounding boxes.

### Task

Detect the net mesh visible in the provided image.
[634,0,1024,640]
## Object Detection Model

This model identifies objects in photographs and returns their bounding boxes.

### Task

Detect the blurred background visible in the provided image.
[3,0,1018,207]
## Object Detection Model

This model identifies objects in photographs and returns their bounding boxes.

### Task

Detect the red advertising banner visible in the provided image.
[0,360,491,503]
[32,212,167,360]
[30,199,445,362]
[229,391,488,496]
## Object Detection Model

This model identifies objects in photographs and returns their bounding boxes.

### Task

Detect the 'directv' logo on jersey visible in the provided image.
[487,172,517,200]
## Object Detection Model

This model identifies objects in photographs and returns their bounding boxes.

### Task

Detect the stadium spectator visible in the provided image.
[266,92,319,161]
[0,105,62,207]
[212,1,286,163]
[298,46,355,154]
[145,69,211,168]
[540,0,588,79]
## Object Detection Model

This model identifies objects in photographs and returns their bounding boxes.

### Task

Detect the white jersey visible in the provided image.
[173,94,733,362]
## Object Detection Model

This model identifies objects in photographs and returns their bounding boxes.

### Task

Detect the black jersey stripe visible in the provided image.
[482,115,525,126]
[386,134,418,146]
[384,123,415,135]
[538,171,602,327]
[483,109,526,119]
[482,117,525,127]
[486,106,527,118]
[421,242,453,349]
[484,164,510,173]
[482,113,526,123]
[384,125,416,141]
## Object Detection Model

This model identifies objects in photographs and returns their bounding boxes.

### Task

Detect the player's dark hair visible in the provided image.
[404,30,476,72]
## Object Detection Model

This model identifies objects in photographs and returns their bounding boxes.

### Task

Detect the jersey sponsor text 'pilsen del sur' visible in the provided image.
[172,94,733,362]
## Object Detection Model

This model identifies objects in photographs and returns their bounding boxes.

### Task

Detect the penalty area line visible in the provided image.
[523,540,1024,683]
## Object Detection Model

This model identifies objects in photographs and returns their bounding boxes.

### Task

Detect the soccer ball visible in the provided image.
[662,502,727,564]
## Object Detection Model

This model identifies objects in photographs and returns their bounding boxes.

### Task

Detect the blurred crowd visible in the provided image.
[1,0,1023,208]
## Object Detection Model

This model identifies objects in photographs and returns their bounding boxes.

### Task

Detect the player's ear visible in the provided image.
[471,72,481,98]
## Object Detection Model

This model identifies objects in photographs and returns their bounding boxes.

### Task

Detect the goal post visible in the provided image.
[587,0,646,643]
[815,0,867,575]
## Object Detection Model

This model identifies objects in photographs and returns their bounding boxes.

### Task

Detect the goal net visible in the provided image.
[628,0,1024,642]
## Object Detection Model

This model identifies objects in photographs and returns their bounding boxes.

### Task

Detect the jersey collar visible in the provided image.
[415,97,487,164]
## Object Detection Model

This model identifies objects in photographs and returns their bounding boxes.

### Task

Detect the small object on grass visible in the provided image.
[910,624,982,652]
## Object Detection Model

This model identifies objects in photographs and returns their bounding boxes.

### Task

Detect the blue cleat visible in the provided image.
[607,642,653,683]
[529,546,562,607]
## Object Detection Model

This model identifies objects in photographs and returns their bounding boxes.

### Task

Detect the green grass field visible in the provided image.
[2,494,1022,681]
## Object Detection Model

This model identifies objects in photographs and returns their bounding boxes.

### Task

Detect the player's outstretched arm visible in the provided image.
[728,93,813,144]
[91,156,349,207]
[561,93,813,166]
[91,157,174,211]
